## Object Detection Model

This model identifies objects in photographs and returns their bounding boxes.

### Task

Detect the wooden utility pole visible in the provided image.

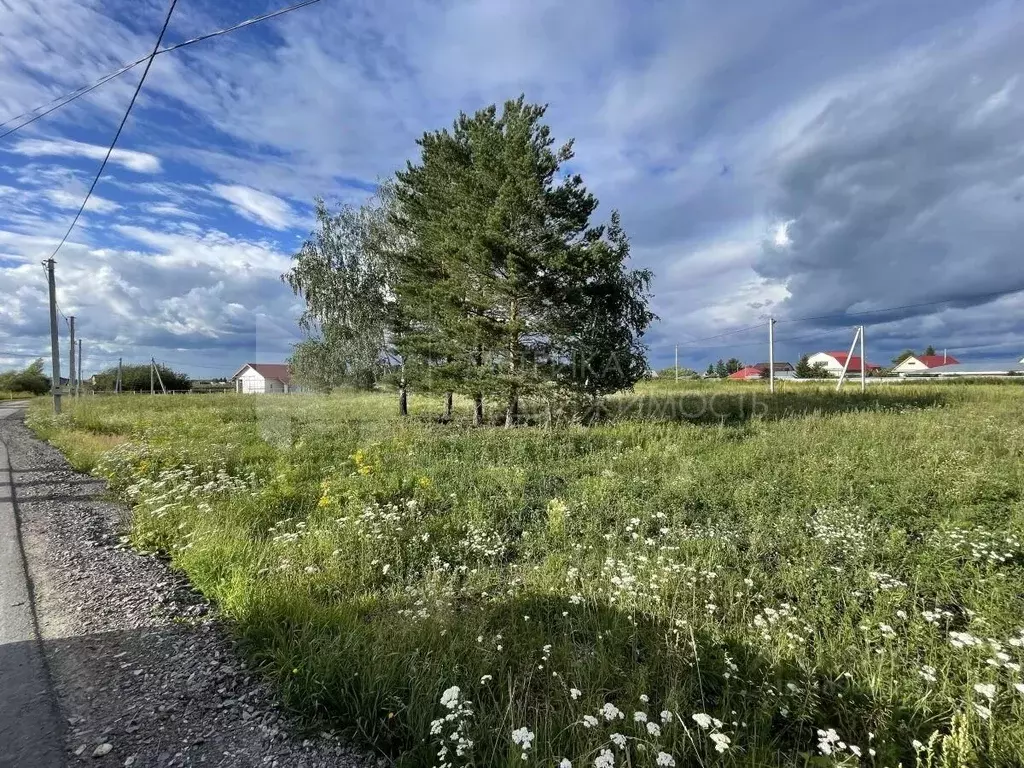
[150,359,155,395]
[77,338,82,397]
[45,258,61,414]
[768,317,776,394]
[116,357,122,394]
[68,315,76,399]
[152,358,167,394]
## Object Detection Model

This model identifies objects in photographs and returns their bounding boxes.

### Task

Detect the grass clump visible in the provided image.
[27,382,1024,767]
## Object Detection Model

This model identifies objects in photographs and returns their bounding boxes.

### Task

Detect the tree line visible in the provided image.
[284,97,655,425]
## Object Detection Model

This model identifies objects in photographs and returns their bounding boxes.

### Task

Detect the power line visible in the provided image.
[0,0,326,141]
[46,0,178,261]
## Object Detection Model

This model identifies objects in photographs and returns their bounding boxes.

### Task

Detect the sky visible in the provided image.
[1,0,1022,379]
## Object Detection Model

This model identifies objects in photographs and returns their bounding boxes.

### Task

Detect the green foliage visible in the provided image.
[796,355,832,379]
[391,96,654,423]
[91,363,190,392]
[0,358,51,395]
[924,344,937,356]
[284,186,397,391]
[892,349,916,365]
[29,384,1024,766]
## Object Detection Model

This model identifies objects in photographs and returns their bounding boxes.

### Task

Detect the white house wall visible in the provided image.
[238,368,268,394]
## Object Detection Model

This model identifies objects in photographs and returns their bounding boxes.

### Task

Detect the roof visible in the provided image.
[728,366,764,379]
[753,362,794,371]
[823,351,882,370]
[231,363,292,384]
[912,354,960,368]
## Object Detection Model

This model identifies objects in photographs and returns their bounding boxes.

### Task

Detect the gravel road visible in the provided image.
[0,405,376,768]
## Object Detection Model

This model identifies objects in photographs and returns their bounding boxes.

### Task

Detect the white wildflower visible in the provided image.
[660,710,673,724]
[710,732,731,753]
[610,733,626,749]
[511,727,534,750]
[582,715,599,729]
[692,713,712,729]
[440,686,461,710]
[655,753,675,767]
[646,722,661,737]
[560,760,572,768]
[633,711,648,723]
[570,688,582,700]
[973,682,996,700]
[594,748,615,768]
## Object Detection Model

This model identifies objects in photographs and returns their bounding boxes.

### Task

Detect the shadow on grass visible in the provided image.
[236,590,938,767]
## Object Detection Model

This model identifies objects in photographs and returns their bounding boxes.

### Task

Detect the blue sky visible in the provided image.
[1,0,1022,378]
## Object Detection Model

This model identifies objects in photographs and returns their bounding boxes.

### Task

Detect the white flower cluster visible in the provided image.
[430,686,474,767]
[933,526,1022,565]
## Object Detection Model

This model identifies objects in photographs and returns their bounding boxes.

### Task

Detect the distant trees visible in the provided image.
[92,364,190,392]
[892,349,915,365]
[795,354,831,379]
[0,359,50,394]
[287,97,655,424]
[923,345,936,356]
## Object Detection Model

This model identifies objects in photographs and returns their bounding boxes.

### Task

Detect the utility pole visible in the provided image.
[150,359,155,395]
[836,326,862,392]
[152,358,167,394]
[68,315,76,400]
[674,344,679,382]
[77,338,82,397]
[768,317,776,394]
[45,258,61,414]
[116,357,122,394]
[859,324,866,392]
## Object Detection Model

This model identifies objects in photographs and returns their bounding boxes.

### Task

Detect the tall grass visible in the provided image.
[27,383,1024,766]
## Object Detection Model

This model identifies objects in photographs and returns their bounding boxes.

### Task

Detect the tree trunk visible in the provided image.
[473,394,484,426]
[504,391,518,428]
[399,377,408,417]
[443,391,453,420]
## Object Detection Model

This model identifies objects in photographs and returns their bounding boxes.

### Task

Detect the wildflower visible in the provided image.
[610,733,627,749]
[974,703,991,720]
[480,675,492,684]
[919,665,937,683]
[912,740,925,751]
[849,746,862,757]
[646,722,661,737]
[594,748,615,768]
[817,729,841,756]
[692,713,712,729]
[600,703,624,721]
[974,682,996,700]
[710,732,731,753]
[582,715,599,729]
[633,711,648,723]
[511,727,534,750]
[560,760,572,768]
[570,688,582,700]
[656,753,675,767]
[639,694,649,703]
[440,686,461,710]
[1015,683,1024,695]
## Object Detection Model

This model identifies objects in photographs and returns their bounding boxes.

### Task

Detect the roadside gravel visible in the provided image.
[2,412,377,768]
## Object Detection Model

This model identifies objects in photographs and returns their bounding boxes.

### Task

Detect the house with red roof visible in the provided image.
[230,363,304,394]
[727,366,765,381]
[806,351,882,377]
[891,352,960,375]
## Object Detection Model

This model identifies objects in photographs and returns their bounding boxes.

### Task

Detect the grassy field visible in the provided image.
[27,382,1024,767]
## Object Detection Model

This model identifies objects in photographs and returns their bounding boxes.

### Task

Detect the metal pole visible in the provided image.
[836,327,861,392]
[45,259,62,414]
[768,317,776,394]
[674,345,679,382]
[68,315,76,400]
[859,325,866,392]
[77,338,82,397]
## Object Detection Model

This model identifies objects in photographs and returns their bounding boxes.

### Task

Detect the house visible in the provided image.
[753,362,794,373]
[231,363,303,394]
[728,366,765,381]
[892,353,960,375]
[807,351,882,376]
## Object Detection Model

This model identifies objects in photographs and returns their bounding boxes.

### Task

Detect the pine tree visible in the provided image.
[923,345,936,357]
[393,96,653,425]
[705,363,715,377]
[715,359,727,378]
[795,354,813,378]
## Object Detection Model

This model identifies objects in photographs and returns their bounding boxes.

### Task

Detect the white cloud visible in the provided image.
[46,188,120,213]
[10,138,161,173]
[210,184,299,230]
[141,202,201,219]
